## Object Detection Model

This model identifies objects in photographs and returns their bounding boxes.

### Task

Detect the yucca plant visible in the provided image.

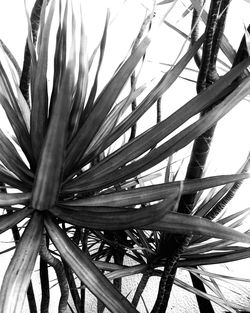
[1,0,250,312]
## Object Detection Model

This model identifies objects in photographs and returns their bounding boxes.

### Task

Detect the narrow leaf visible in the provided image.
[0,128,33,183]
[0,192,31,207]
[0,39,21,78]
[65,34,152,174]
[0,93,33,168]
[0,208,32,234]
[45,215,139,313]
[32,63,74,211]
[77,36,204,171]
[179,247,250,267]
[68,4,89,138]
[51,194,178,230]
[82,10,110,120]
[0,166,30,191]
[63,173,250,206]
[69,74,250,191]
[146,213,250,244]
[0,211,43,313]
[30,0,56,160]
[64,56,250,192]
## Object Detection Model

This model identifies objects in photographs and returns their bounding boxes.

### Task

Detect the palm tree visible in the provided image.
[0,0,250,312]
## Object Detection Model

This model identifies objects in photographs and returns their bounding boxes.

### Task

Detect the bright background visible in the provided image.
[0,0,250,312]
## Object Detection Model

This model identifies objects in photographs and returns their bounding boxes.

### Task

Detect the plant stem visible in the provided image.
[151,1,231,311]
[40,235,69,313]
[40,254,50,313]
[63,261,81,313]
[191,0,204,69]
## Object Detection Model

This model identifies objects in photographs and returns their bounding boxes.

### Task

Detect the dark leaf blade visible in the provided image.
[0,39,21,78]
[84,84,147,159]
[82,10,110,121]
[65,34,152,174]
[0,192,31,207]
[0,211,43,313]
[68,6,88,138]
[30,0,56,160]
[86,36,204,161]
[0,208,32,234]
[67,72,250,192]
[51,192,179,230]
[0,128,33,184]
[63,173,250,207]
[146,212,250,244]
[32,63,74,211]
[45,215,139,313]
[48,1,68,118]
[0,59,29,132]
[0,166,30,191]
[64,56,250,192]
[0,58,33,166]
[0,93,33,168]
[180,248,250,267]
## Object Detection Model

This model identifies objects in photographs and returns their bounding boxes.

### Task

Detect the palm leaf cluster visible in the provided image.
[0,0,250,312]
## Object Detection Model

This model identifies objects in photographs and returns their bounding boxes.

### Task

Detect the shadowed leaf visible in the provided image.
[146,212,250,244]
[0,208,32,234]
[32,63,74,211]
[0,192,31,207]
[51,193,178,230]
[45,215,139,313]
[63,173,250,207]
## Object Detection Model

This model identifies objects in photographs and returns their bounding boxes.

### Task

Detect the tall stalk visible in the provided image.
[151,1,231,312]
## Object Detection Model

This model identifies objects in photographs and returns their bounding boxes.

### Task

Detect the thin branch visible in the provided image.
[40,235,69,313]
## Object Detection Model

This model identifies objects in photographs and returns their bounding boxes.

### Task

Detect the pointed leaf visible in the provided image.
[174,278,238,313]
[30,0,56,160]
[0,211,43,313]
[24,0,37,66]
[0,166,30,191]
[77,36,204,171]
[64,55,250,192]
[146,212,250,244]
[158,0,175,4]
[68,5,89,138]
[0,208,32,234]
[0,192,31,207]
[0,93,33,168]
[32,63,74,211]
[84,84,147,159]
[63,173,250,206]
[179,247,250,267]
[48,0,67,117]
[0,39,21,78]
[65,34,152,174]
[82,10,110,120]
[218,207,250,226]
[0,59,29,134]
[45,215,138,313]
[51,193,178,230]
[68,73,250,192]
[0,128,33,184]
